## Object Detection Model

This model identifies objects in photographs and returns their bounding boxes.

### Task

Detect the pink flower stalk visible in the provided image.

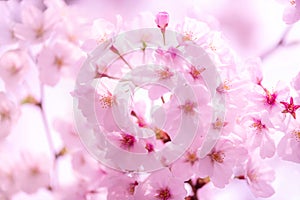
[155,12,169,45]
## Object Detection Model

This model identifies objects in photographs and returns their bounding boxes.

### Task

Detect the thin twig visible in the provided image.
[260,27,292,60]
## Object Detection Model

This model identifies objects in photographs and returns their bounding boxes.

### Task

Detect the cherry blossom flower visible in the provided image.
[241,111,276,158]
[0,92,19,140]
[134,168,187,199]
[0,50,29,90]
[244,57,263,85]
[82,17,120,51]
[99,171,139,200]
[170,134,204,181]
[16,153,51,194]
[249,81,290,115]
[154,47,184,68]
[198,139,247,188]
[0,1,20,45]
[245,159,275,198]
[14,4,59,43]
[176,17,210,44]
[71,150,106,180]
[37,40,80,86]
[0,145,19,198]
[53,119,81,152]
[201,31,235,65]
[277,122,300,162]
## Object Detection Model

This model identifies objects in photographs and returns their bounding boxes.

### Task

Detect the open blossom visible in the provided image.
[170,134,205,181]
[198,139,247,188]
[0,92,19,139]
[134,168,186,199]
[245,159,275,198]
[201,31,235,65]
[242,111,276,158]
[176,17,210,44]
[71,150,106,181]
[244,57,263,85]
[15,153,51,194]
[82,17,120,51]
[14,4,59,43]
[38,40,80,86]
[99,171,139,200]
[277,120,300,162]
[0,50,29,90]
[53,119,82,152]
[249,81,290,115]
[0,0,21,45]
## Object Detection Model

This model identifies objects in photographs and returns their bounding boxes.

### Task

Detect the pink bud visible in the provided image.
[155,12,169,30]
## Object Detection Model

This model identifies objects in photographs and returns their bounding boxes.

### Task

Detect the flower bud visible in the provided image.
[155,12,169,30]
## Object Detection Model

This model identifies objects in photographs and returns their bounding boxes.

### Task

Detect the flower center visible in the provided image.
[185,151,198,165]
[154,128,171,143]
[30,166,40,176]
[145,143,154,152]
[247,169,258,183]
[0,109,10,122]
[212,118,228,129]
[209,42,217,52]
[128,181,138,195]
[54,56,64,69]
[183,31,196,41]
[120,133,136,149]
[189,65,206,80]
[211,151,225,163]
[35,25,44,39]
[251,119,266,132]
[9,64,22,75]
[216,80,231,93]
[292,129,300,141]
[157,68,174,80]
[156,187,172,200]
[290,0,296,6]
[265,91,277,105]
[179,100,197,115]
[99,95,114,108]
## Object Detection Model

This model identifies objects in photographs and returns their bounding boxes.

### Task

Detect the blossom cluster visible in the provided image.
[0,0,300,200]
